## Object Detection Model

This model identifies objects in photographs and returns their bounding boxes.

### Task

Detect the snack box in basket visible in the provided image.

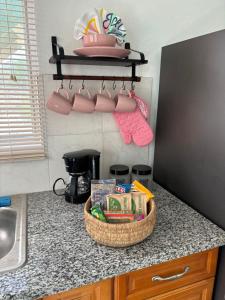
[104,211,135,223]
[131,192,148,216]
[106,193,132,211]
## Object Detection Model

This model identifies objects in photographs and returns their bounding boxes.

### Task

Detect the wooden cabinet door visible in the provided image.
[114,248,218,300]
[147,278,215,300]
[41,278,113,300]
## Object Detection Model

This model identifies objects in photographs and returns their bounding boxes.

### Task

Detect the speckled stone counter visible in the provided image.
[1,183,225,300]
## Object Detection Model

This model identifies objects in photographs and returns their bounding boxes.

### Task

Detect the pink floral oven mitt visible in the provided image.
[113,91,153,147]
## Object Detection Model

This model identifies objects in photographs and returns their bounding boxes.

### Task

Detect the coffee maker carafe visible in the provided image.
[53,149,100,204]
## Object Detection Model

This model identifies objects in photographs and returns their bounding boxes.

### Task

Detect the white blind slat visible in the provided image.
[0,140,43,146]
[0,132,44,137]
[0,139,43,146]
[0,154,45,161]
[0,83,40,88]
[0,122,42,126]
[0,0,46,160]
[0,122,42,127]
[0,30,36,38]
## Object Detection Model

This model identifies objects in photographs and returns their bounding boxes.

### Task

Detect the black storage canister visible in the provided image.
[131,164,152,188]
[109,164,130,184]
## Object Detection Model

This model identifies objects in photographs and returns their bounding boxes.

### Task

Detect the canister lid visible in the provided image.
[132,164,152,175]
[110,164,129,175]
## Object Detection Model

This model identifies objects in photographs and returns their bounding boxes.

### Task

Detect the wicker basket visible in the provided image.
[84,198,156,247]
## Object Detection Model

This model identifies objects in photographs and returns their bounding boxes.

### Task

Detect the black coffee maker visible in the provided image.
[53,149,100,204]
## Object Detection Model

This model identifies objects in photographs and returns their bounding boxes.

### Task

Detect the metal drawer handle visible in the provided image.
[152,266,190,282]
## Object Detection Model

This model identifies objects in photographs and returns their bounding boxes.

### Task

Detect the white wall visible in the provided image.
[0,0,224,195]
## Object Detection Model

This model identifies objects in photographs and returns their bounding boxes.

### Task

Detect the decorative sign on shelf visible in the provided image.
[74,8,127,44]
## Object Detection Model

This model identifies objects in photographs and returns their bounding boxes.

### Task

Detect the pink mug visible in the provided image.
[72,88,95,113]
[114,89,137,112]
[94,89,115,112]
[46,88,72,115]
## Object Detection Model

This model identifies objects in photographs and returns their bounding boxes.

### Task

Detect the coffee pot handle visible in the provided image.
[53,178,66,196]
[69,176,77,199]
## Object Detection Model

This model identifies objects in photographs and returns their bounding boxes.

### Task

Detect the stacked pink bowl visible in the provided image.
[82,34,117,47]
[74,34,130,58]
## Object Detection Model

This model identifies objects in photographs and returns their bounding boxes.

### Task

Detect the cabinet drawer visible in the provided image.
[40,278,113,300]
[148,278,214,300]
[115,248,218,300]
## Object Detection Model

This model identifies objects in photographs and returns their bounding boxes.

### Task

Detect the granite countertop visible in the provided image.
[1,183,225,300]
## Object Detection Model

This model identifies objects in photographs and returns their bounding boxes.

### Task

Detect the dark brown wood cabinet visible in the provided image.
[41,248,218,300]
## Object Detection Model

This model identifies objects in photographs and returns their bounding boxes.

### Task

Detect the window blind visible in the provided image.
[0,0,46,161]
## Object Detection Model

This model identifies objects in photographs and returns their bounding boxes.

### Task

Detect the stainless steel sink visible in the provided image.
[0,195,27,273]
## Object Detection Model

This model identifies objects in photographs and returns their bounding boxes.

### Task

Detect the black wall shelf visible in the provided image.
[49,36,148,82]
[49,55,147,67]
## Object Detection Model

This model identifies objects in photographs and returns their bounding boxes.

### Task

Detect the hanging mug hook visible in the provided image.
[101,79,105,90]
[69,80,73,90]
[60,79,64,89]
[131,81,135,91]
[81,79,85,90]
[122,81,126,90]
[113,80,116,90]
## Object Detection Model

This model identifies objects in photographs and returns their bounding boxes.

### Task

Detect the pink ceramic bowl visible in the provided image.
[82,34,117,47]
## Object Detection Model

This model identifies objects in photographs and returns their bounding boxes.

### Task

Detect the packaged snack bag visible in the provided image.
[115,183,133,193]
[135,214,145,221]
[106,193,132,211]
[91,204,107,222]
[91,179,116,209]
[132,180,154,202]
